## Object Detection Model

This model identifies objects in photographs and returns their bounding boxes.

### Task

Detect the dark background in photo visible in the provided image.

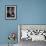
[7,7,15,17]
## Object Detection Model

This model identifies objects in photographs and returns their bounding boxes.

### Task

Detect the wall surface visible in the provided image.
[0,0,46,44]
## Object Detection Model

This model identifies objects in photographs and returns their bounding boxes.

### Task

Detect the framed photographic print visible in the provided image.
[5,5,16,20]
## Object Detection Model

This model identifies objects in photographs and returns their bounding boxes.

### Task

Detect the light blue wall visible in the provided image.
[0,0,46,44]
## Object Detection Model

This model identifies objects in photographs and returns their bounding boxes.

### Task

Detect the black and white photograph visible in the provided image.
[5,5,16,20]
[18,25,46,46]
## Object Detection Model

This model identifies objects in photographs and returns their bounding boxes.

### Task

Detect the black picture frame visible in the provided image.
[5,5,16,20]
